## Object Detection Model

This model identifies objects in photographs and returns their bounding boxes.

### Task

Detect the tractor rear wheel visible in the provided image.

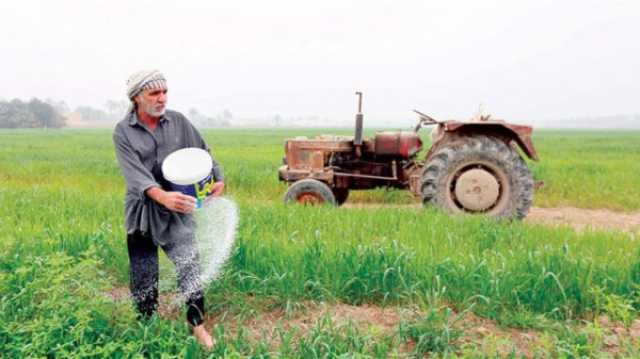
[284,179,336,205]
[421,136,533,219]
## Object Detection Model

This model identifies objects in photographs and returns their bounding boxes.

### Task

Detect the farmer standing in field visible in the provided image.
[112,70,224,349]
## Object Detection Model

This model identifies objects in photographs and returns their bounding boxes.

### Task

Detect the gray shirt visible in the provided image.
[112,109,223,245]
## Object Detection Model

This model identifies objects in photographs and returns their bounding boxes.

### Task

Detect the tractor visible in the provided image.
[278,92,538,219]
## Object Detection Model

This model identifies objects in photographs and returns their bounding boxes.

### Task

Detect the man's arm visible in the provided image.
[112,129,159,198]
[113,128,196,213]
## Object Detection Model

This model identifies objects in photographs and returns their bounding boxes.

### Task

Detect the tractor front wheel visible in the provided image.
[284,179,337,205]
[421,136,533,219]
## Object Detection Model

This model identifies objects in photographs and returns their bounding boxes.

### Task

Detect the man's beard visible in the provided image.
[142,102,166,117]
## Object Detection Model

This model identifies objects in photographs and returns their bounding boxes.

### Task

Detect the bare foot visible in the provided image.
[192,324,214,349]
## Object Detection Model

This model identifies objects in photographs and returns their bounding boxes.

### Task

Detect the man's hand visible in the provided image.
[203,182,225,206]
[161,192,197,213]
[146,187,196,214]
[210,181,225,197]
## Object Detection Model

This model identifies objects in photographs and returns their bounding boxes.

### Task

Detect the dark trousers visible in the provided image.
[127,231,205,326]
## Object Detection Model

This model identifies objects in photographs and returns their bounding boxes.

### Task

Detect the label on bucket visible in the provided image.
[169,173,215,208]
[161,148,215,209]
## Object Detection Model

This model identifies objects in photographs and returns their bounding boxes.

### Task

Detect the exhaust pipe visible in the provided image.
[354,91,363,146]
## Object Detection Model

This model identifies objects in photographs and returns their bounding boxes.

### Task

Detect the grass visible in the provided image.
[1,128,639,357]
[531,130,640,210]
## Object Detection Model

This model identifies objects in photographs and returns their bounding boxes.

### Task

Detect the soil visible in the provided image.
[526,207,640,233]
[201,303,640,356]
[104,287,640,357]
[343,203,640,234]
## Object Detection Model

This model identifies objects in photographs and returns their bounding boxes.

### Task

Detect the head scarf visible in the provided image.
[126,70,167,113]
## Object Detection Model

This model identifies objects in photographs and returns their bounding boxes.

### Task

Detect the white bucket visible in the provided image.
[161,147,215,208]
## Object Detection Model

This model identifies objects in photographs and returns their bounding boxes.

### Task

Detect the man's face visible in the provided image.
[135,88,168,117]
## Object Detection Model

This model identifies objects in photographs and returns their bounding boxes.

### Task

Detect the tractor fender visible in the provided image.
[427,122,539,161]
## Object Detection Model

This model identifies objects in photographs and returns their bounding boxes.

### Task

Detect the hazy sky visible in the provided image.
[1,0,639,126]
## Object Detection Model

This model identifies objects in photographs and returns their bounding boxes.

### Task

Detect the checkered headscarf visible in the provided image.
[126,70,167,113]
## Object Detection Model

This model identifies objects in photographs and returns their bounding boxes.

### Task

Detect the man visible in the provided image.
[112,70,224,349]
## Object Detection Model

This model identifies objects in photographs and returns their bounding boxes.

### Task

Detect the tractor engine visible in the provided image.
[373,132,422,158]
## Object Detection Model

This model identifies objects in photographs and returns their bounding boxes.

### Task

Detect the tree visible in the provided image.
[45,98,70,116]
[187,108,233,128]
[104,99,128,120]
[0,98,64,128]
[273,114,283,127]
[0,99,34,128]
[188,108,208,127]
[75,106,110,122]
[28,98,65,128]
[222,109,233,121]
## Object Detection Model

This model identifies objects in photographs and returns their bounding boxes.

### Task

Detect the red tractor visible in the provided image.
[278,92,538,219]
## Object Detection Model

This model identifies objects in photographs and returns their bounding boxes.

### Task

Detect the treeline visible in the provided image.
[0,97,235,129]
[188,108,233,128]
[0,97,381,129]
[0,98,66,128]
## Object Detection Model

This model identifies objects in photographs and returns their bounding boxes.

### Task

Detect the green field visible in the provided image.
[1,129,640,357]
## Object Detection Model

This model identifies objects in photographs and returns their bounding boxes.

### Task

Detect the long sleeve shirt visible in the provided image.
[112,109,223,245]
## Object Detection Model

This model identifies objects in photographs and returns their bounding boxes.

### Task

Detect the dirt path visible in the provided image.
[343,203,640,233]
[104,287,640,357]
[526,207,640,233]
